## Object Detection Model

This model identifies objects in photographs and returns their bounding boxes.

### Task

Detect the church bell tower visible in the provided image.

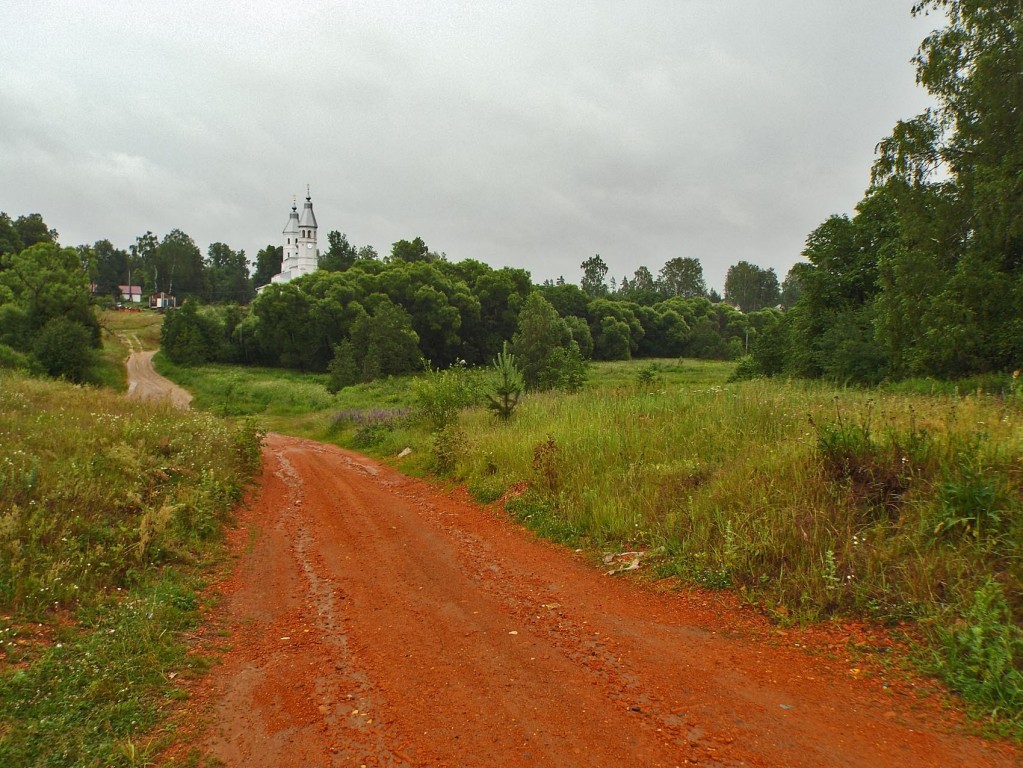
[296,184,319,274]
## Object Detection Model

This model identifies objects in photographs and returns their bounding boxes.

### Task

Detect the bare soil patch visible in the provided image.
[125,344,192,409]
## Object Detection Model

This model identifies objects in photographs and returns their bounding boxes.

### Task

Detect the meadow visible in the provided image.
[160,355,1023,729]
[0,369,261,765]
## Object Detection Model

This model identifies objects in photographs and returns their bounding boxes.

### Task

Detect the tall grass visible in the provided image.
[0,370,261,764]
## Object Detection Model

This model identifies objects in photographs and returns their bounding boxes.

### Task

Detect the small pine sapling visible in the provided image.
[487,342,524,421]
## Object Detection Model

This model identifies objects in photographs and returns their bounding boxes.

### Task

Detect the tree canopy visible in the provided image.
[0,237,100,381]
[746,2,1023,383]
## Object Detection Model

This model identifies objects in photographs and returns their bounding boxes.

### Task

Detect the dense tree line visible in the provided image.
[746,1,1023,384]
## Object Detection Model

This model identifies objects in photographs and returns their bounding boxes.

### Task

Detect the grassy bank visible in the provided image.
[159,357,1023,729]
[0,371,261,765]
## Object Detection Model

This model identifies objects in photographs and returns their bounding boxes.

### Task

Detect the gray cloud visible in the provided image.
[1,1,938,291]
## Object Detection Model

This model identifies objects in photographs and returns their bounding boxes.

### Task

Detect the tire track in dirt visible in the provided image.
[189,434,1020,767]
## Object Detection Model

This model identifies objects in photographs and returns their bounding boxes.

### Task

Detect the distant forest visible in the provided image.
[2,2,1019,387]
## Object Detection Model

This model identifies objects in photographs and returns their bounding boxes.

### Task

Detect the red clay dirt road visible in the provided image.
[179,433,1020,768]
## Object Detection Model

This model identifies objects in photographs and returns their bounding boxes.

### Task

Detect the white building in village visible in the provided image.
[270,188,319,284]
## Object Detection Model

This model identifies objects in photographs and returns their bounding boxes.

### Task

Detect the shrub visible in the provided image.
[327,339,359,393]
[430,425,466,476]
[537,344,587,392]
[32,316,96,382]
[347,298,423,381]
[512,292,587,390]
[728,354,761,382]
[0,343,32,371]
[410,362,485,429]
[160,301,222,365]
[636,362,664,387]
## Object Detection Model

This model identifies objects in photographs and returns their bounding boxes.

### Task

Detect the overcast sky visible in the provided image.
[0,1,939,291]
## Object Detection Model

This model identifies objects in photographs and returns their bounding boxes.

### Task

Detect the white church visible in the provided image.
[270,188,319,284]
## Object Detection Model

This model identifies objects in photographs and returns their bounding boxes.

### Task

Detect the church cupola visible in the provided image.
[298,185,318,233]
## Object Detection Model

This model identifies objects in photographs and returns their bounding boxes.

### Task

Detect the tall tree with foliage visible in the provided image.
[253,244,283,288]
[658,257,706,299]
[91,239,129,299]
[632,265,656,293]
[390,236,432,263]
[587,299,644,360]
[13,214,57,249]
[153,230,204,297]
[724,261,779,312]
[131,232,159,293]
[161,300,224,365]
[580,254,609,297]
[511,292,586,390]
[0,212,24,257]
[348,297,423,381]
[867,0,1023,377]
[320,231,359,272]
[0,242,100,379]
[204,242,252,304]
[779,265,805,308]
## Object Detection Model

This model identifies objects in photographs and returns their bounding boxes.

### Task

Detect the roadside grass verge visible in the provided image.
[0,371,261,765]
[158,356,1023,731]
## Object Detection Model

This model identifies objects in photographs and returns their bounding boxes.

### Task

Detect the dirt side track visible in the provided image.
[125,346,192,409]
[183,434,1019,767]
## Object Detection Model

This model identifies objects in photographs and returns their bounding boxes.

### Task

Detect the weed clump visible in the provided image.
[431,425,466,476]
[410,361,485,429]
[532,436,562,496]
[937,579,1023,723]
[811,406,924,519]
